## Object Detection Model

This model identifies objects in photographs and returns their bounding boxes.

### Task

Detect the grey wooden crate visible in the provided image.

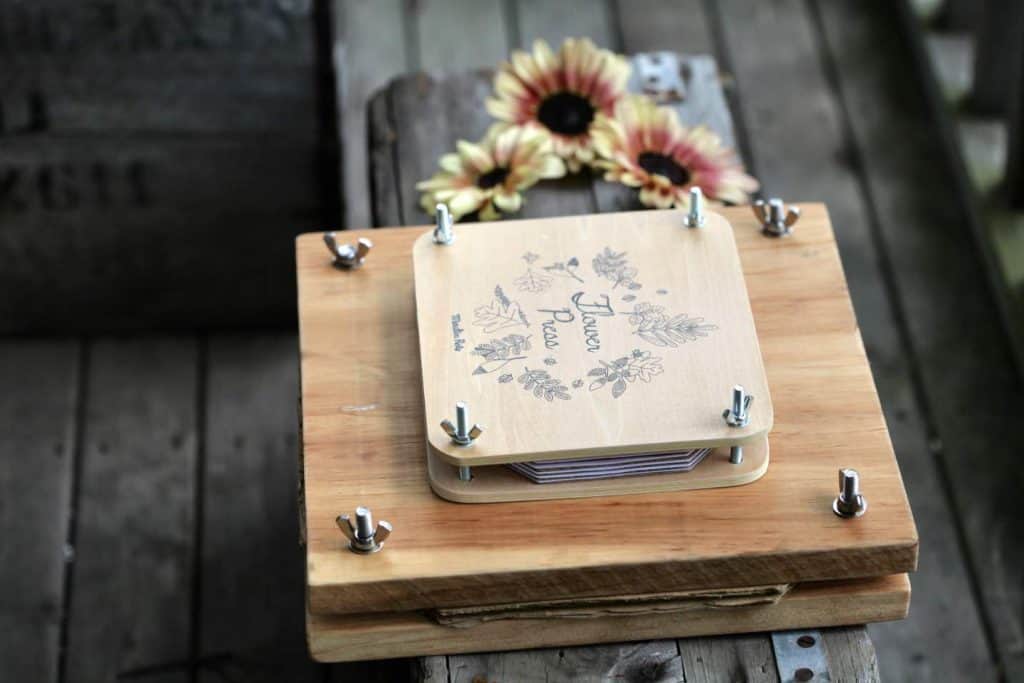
[0,0,328,333]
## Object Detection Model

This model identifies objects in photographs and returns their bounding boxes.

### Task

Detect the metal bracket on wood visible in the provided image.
[771,629,831,682]
[632,52,688,103]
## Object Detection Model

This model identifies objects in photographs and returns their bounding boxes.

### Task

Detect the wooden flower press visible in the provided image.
[296,205,918,662]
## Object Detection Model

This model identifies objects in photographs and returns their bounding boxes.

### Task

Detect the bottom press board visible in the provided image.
[295,206,917,639]
[307,574,910,662]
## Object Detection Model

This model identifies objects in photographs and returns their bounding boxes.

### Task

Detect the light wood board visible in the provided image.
[306,574,910,663]
[427,437,767,503]
[412,210,772,466]
[296,205,918,616]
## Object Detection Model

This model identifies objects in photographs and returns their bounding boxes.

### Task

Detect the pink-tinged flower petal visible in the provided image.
[416,124,563,221]
[478,202,502,221]
[493,189,523,213]
[456,140,494,174]
[487,37,630,171]
[592,95,758,208]
[448,188,487,218]
[536,155,567,179]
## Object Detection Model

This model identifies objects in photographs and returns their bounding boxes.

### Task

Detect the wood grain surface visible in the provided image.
[296,204,917,617]
[307,574,909,663]
[413,210,772,467]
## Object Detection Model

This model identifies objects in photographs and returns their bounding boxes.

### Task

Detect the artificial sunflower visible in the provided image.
[591,95,758,209]
[486,38,630,172]
[417,125,565,221]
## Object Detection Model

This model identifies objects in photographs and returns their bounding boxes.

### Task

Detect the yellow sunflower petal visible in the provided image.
[479,201,503,221]
[456,140,494,174]
[493,189,523,213]
[447,188,486,219]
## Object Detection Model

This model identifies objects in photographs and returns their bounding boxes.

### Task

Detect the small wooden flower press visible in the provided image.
[296,206,918,662]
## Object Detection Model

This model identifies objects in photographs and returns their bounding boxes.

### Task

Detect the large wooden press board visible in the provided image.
[306,574,909,662]
[412,211,772,467]
[295,205,917,620]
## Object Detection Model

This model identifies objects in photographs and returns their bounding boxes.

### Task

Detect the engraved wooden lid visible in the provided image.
[412,209,773,466]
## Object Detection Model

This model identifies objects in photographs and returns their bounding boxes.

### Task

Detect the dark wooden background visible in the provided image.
[0,0,336,333]
[1,0,1023,681]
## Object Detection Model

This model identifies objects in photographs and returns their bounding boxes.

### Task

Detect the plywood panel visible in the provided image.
[413,211,772,467]
[296,204,917,616]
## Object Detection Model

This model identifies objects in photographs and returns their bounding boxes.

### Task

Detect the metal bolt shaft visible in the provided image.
[729,446,743,464]
[685,186,705,227]
[455,402,468,439]
[458,465,472,481]
[840,469,859,502]
[768,198,785,225]
[434,203,454,244]
[354,506,374,540]
[732,385,746,421]
[833,468,867,518]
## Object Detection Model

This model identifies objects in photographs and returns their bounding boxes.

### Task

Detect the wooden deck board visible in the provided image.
[815,2,1024,678]
[199,334,321,682]
[64,338,198,682]
[711,1,995,678]
[0,0,1011,679]
[0,340,79,683]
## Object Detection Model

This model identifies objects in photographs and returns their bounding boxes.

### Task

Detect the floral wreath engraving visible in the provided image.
[474,285,529,333]
[628,303,717,348]
[592,247,641,290]
[517,367,571,401]
[543,257,584,283]
[588,349,664,398]
[472,334,531,375]
[514,268,553,293]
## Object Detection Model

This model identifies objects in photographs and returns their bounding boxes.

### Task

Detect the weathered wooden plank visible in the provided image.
[815,1,1023,679]
[0,135,324,333]
[0,340,78,683]
[711,2,997,680]
[199,333,321,682]
[332,0,409,229]
[615,0,712,54]
[0,0,323,333]
[64,337,198,682]
[969,0,1024,116]
[414,0,510,70]
[447,641,682,683]
[368,87,404,227]
[513,0,616,49]
[678,634,777,683]
[0,0,315,60]
[412,656,449,682]
[0,57,319,136]
[1007,28,1024,209]
[821,627,881,682]
[388,71,497,224]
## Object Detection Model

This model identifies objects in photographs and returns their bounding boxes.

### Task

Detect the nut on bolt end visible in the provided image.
[832,468,867,518]
[433,203,454,245]
[324,233,373,268]
[752,198,800,237]
[723,385,753,464]
[337,505,392,554]
[684,187,705,228]
[440,401,483,446]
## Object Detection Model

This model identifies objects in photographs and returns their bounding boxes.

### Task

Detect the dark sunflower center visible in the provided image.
[537,92,596,136]
[637,152,691,186]
[477,166,510,189]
